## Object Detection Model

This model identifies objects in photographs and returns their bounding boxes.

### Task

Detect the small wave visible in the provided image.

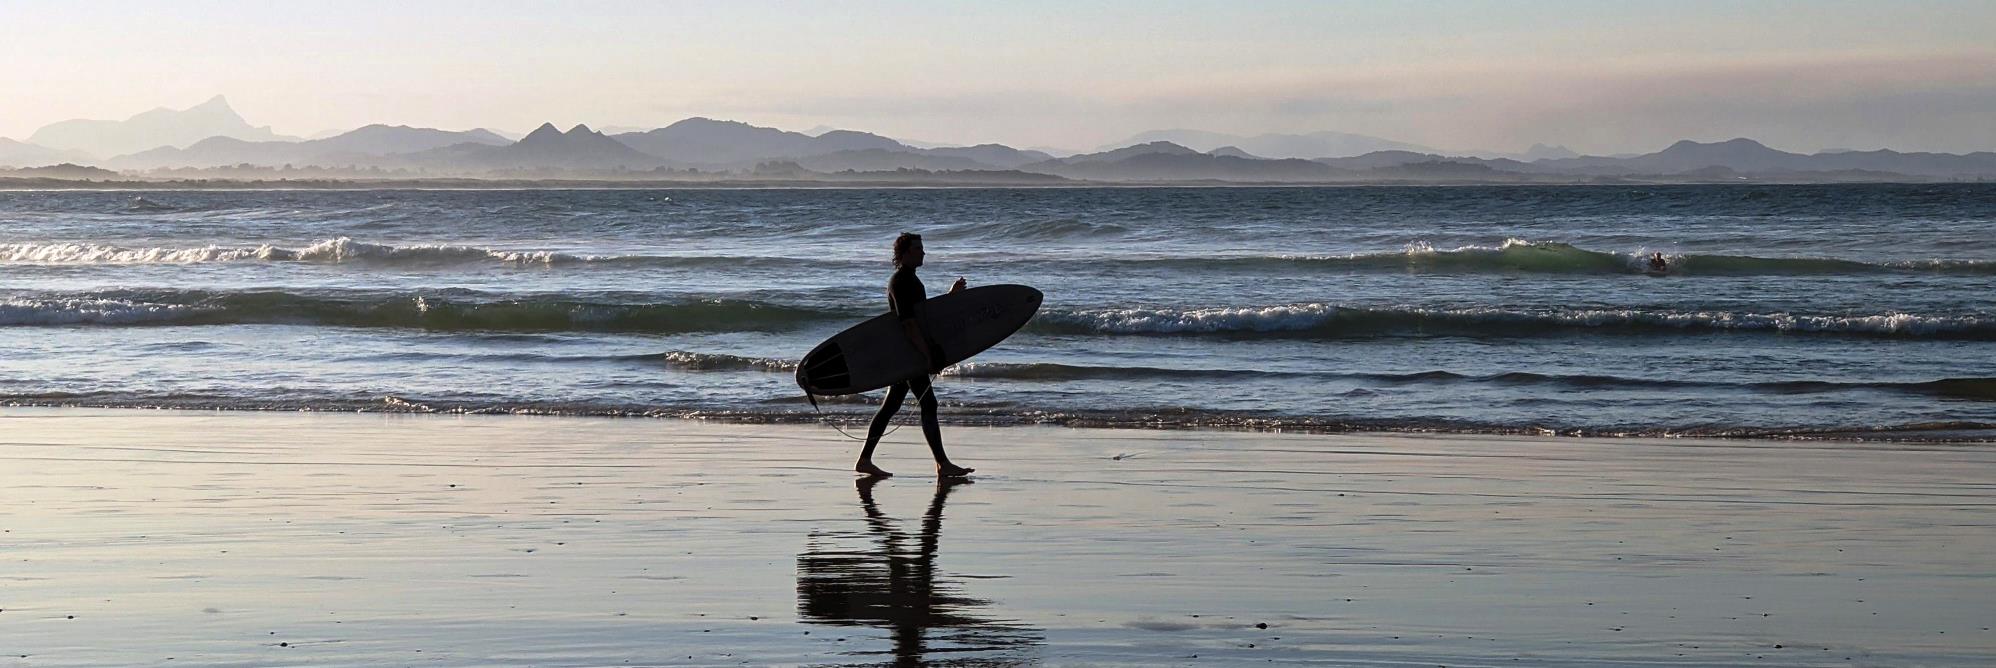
[1032,303,1996,340]
[966,218,1133,241]
[0,298,210,325]
[1120,239,1996,276]
[121,196,178,212]
[944,361,1304,381]
[642,350,797,372]
[941,364,1996,401]
[0,291,854,333]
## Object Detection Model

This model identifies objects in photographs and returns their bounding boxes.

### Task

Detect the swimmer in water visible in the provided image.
[1648,252,1669,273]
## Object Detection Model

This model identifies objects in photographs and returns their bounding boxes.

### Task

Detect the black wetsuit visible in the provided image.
[889,265,944,368]
[865,264,943,452]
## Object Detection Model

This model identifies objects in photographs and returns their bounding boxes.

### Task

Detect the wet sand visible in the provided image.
[1,408,1992,666]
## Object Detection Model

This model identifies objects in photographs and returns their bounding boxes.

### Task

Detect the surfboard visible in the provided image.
[796,284,1043,396]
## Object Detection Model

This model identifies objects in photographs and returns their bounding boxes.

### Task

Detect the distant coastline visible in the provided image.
[4,174,1988,190]
[7,98,1996,187]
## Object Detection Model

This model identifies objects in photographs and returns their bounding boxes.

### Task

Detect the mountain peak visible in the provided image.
[1664,137,1771,152]
[1208,145,1261,159]
[192,95,233,112]
[29,94,288,158]
[566,124,596,135]
[522,122,564,141]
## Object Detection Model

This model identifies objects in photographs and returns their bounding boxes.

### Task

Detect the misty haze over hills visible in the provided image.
[27,96,295,158]
[1104,129,1440,160]
[4,96,1995,184]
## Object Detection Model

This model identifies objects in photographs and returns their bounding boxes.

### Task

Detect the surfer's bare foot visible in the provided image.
[937,463,975,478]
[856,462,893,477]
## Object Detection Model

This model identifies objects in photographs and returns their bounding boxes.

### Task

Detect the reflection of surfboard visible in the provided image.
[797,284,1042,396]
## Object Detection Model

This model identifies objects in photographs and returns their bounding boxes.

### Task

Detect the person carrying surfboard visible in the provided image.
[854,233,975,479]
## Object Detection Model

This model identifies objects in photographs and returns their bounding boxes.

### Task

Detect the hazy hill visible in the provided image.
[1315,151,1543,175]
[1062,141,1202,164]
[1105,129,1436,158]
[111,125,514,169]
[1633,138,1813,173]
[29,96,294,158]
[0,163,118,179]
[1798,148,1996,177]
[309,124,510,155]
[1207,146,1262,159]
[810,129,906,154]
[613,118,904,166]
[795,149,991,173]
[921,144,1054,169]
[1535,138,1996,177]
[0,138,94,167]
[1027,142,1340,181]
[1521,143,1579,160]
[405,123,659,170]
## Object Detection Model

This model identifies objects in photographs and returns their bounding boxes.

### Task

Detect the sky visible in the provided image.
[2,0,1993,154]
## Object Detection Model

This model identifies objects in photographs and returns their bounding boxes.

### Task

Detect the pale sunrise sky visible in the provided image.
[3,0,1993,154]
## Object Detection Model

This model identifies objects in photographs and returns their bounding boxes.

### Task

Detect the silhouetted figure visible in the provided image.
[797,477,1039,666]
[855,233,973,478]
[1648,252,1669,273]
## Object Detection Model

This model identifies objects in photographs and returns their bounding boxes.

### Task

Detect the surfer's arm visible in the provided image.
[901,319,942,372]
[901,319,931,352]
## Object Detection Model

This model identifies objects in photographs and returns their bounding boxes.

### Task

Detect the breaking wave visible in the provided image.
[0,291,854,333]
[0,238,823,269]
[1031,303,1996,340]
[4,291,1991,340]
[1125,239,1996,276]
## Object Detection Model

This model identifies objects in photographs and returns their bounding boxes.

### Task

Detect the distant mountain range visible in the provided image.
[401,123,657,170]
[113,124,511,169]
[0,138,93,166]
[5,96,1996,182]
[1103,129,1438,159]
[29,95,294,158]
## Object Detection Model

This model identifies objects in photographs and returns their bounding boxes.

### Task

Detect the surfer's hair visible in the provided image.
[893,233,922,263]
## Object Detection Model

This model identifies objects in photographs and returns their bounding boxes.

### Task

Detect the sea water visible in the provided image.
[1,185,1992,439]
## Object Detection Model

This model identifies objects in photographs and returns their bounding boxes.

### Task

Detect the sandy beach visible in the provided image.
[0,408,1988,666]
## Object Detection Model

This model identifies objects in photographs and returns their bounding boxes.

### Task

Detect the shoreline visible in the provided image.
[4,398,1992,443]
[3,406,1991,666]
[4,178,1986,191]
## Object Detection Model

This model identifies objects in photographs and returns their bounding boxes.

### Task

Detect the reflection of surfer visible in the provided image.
[855,233,974,479]
[1647,252,1669,274]
[796,477,1039,663]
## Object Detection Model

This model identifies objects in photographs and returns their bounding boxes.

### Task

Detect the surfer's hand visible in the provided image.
[950,277,967,293]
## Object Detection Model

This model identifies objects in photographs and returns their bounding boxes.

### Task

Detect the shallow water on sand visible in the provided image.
[2,409,1992,666]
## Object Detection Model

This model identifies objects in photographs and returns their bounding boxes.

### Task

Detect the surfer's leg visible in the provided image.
[856,382,907,477]
[911,376,974,477]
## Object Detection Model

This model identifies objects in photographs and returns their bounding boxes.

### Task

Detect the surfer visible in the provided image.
[1648,252,1669,274]
[855,233,974,479]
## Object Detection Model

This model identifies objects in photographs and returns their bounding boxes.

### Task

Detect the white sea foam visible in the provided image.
[0,242,279,264]
[0,237,590,266]
[1049,303,1341,334]
[1039,304,1994,338]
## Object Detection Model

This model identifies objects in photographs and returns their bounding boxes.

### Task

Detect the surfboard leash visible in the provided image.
[808,378,939,442]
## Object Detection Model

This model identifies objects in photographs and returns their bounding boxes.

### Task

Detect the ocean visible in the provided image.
[2,185,1992,440]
